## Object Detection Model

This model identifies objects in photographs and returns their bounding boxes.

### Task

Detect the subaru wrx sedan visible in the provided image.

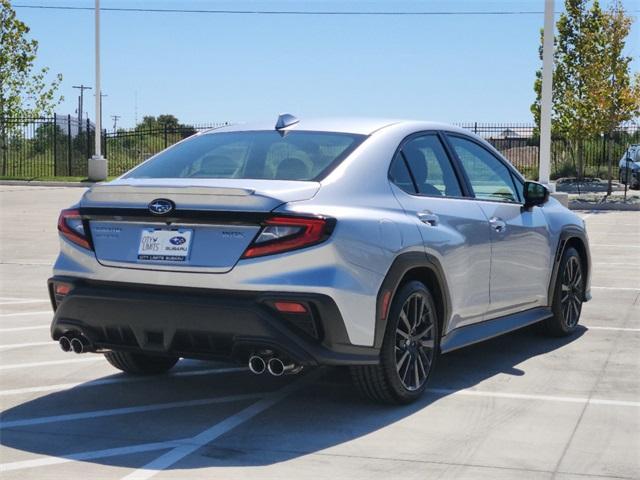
[49,116,590,404]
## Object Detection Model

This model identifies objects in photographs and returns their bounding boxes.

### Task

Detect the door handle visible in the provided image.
[417,211,439,226]
[489,217,507,233]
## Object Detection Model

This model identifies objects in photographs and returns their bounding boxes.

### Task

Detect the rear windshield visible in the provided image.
[124,130,366,181]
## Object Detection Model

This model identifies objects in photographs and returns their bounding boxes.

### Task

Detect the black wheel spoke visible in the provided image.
[560,256,583,328]
[394,291,436,391]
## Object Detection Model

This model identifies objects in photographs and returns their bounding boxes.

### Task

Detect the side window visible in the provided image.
[448,136,520,203]
[389,152,417,194]
[390,134,462,197]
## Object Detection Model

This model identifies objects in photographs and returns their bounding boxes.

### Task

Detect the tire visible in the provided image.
[543,247,584,337]
[350,281,439,404]
[104,351,179,375]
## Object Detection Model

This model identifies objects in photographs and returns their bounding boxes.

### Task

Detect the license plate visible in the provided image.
[137,229,193,262]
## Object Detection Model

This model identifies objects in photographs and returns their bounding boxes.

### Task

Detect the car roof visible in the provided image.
[202,117,467,136]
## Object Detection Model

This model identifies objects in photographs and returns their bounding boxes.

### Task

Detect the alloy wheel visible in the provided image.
[394,292,436,391]
[561,256,583,328]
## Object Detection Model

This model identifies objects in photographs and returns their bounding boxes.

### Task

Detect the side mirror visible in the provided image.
[524,181,549,208]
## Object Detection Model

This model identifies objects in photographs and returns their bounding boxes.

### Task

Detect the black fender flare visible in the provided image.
[547,226,591,304]
[374,252,452,349]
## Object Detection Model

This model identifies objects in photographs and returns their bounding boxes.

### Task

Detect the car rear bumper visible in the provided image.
[48,276,379,366]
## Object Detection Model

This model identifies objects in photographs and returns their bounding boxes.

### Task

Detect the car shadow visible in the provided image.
[0,325,586,470]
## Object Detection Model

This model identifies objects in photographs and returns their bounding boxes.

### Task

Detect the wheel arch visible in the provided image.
[374,252,451,349]
[548,227,591,304]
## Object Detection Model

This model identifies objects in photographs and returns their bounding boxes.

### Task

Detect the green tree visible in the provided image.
[1,0,63,175]
[0,0,63,118]
[591,1,640,194]
[532,0,639,181]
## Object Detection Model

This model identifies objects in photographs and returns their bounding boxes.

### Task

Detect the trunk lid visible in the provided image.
[82,179,319,273]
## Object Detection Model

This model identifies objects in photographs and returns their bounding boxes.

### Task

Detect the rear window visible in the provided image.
[124,130,366,181]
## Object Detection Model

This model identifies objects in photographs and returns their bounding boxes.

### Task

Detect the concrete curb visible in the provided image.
[568,201,640,211]
[0,180,95,188]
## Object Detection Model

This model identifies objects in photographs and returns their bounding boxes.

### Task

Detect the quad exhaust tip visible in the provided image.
[267,357,301,376]
[59,334,89,354]
[59,336,71,353]
[248,352,302,376]
[248,355,266,375]
[70,337,84,354]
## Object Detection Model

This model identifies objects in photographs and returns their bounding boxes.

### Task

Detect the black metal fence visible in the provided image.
[1,116,638,180]
[0,115,96,178]
[456,122,639,180]
[104,122,227,176]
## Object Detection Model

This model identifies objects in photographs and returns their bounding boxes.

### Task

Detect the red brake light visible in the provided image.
[57,209,92,250]
[241,215,333,259]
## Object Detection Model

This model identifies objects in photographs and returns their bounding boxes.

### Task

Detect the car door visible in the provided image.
[445,134,552,318]
[388,132,492,333]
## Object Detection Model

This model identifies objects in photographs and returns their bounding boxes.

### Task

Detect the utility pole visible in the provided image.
[111,115,121,131]
[539,0,554,188]
[88,0,107,181]
[72,84,92,130]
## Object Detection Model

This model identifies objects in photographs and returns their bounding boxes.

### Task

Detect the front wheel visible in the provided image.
[544,247,584,337]
[351,281,439,404]
[104,351,179,375]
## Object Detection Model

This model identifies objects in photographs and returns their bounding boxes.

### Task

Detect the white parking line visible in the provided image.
[120,371,321,480]
[0,357,103,371]
[0,373,633,475]
[0,393,263,429]
[591,286,640,291]
[586,325,640,332]
[0,341,52,351]
[0,297,46,301]
[427,388,640,408]
[593,262,640,266]
[0,311,50,318]
[0,367,247,397]
[0,300,50,306]
[590,243,640,248]
[0,439,187,473]
[0,325,48,333]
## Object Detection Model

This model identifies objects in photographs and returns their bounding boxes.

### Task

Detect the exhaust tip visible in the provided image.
[70,337,84,354]
[59,336,71,353]
[267,358,286,376]
[248,355,266,375]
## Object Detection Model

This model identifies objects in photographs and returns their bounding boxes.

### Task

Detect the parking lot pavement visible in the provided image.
[0,186,638,480]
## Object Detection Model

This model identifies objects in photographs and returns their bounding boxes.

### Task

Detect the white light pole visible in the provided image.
[539,0,554,189]
[88,0,107,181]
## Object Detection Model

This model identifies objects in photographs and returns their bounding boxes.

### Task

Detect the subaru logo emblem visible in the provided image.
[169,236,186,245]
[148,199,174,215]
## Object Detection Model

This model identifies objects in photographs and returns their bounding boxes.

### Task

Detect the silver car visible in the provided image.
[49,115,591,404]
[619,144,640,189]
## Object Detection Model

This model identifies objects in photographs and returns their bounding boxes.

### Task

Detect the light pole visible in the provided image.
[88,0,107,181]
[539,0,554,189]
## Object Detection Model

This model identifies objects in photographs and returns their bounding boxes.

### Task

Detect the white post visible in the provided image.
[539,0,554,189]
[88,0,107,181]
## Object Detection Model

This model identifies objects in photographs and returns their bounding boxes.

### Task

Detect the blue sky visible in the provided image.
[14,0,640,128]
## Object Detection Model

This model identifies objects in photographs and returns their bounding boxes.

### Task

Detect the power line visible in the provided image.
[9,4,566,16]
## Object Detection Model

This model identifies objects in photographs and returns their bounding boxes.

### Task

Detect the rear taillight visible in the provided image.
[241,215,334,259]
[57,209,92,250]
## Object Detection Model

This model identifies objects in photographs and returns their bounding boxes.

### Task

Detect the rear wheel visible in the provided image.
[544,247,584,337]
[351,281,439,404]
[104,351,179,375]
